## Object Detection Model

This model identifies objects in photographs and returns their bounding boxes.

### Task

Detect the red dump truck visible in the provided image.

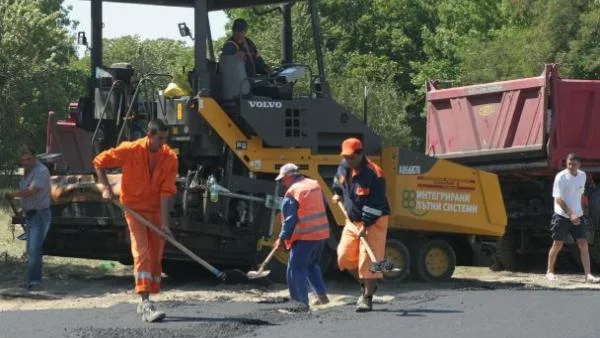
[425,64,600,270]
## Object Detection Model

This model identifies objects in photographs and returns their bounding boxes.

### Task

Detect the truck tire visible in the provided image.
[412,239,456,282]
[489,233,516,272]
[381,239,411,284]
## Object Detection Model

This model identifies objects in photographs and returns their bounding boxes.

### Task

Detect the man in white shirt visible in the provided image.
[546,153,600,283]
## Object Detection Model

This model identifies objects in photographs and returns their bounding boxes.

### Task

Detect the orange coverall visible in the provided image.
[93,137,178,294]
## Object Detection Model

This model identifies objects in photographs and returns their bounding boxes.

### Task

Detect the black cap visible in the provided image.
[232,18,248,33]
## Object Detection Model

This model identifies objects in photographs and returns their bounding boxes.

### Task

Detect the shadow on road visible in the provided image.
[373,307,463,317]
[163,316,275,326]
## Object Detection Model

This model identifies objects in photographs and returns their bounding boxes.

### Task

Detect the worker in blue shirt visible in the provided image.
[274,163,330,312]
[332,138,390,312]
[221,18,271,78]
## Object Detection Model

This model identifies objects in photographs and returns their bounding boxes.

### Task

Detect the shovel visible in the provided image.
[112,200,264,283]
[336,201,401,274]
[247,245,278,279]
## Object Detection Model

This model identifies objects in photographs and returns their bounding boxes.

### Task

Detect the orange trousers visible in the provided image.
[337,216,388,279]
[124,210,165,294]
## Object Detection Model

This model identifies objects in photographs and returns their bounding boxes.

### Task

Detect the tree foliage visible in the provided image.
[3,0,600,167]
[0,0,83,171]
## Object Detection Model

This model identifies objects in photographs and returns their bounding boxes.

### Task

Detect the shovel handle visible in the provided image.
[258,245,279,272]
[336,201,379,263]
[113,200,226,280]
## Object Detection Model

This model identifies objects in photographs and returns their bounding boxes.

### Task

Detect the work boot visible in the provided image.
[140,300,166,323]
[356,295,373,312]
[311,294,330,306]
[278,301,309,314]
[356,284,365,305]
[137,300,153,314]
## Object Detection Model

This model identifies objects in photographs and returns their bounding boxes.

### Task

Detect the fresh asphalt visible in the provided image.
[2,284,600,338]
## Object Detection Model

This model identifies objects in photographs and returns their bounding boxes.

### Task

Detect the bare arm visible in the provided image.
[555,197,573,217]
[6,186,41,199]
[556,196,580,224]
[95,168,114,200]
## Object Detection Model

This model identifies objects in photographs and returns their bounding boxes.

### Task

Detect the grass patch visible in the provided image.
[0,209,131,288]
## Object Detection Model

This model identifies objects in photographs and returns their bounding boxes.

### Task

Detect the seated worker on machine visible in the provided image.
[221,18,271,78]
[221,18,284,98]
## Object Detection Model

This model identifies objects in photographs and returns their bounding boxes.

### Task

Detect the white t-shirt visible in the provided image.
[552,169,586,218]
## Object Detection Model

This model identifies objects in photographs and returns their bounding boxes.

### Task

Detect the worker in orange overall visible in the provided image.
[93,119,178,323]
[274,163,331,312]
[332,138,390,312]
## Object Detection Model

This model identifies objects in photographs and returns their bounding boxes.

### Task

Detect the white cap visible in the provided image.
[275,163,299,181]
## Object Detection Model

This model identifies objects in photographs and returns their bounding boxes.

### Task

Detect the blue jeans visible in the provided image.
[287,239,328,306]
[25,208,51,284]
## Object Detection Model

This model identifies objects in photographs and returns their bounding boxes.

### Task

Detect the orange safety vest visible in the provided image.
[283,178,330,249]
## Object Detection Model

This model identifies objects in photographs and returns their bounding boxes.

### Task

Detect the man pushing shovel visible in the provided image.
[94,119,178,323]
[273,163,331,313]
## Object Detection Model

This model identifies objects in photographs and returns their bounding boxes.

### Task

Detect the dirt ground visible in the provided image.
[3,209,600,313]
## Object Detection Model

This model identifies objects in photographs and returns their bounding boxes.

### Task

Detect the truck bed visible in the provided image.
[425,64,600,171]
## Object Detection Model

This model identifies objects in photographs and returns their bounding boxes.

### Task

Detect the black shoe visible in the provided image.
[278,301,309,314]
[356,295,373,312]
[20,282,42,291]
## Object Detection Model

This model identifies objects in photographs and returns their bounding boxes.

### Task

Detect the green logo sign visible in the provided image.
[402,189,428,217]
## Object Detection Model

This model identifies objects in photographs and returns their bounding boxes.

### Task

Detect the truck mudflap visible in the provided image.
[381,147,507,237]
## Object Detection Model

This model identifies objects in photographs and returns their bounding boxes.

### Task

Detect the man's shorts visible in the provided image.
[550,213,587,241]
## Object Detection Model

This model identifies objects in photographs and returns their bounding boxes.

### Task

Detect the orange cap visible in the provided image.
[340,138,363,156]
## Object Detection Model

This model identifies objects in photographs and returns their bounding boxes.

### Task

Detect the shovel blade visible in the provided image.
[247,270,271,279]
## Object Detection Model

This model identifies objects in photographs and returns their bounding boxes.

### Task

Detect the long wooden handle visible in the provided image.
[336,201,378,263]
[113,200,225,280]
[258,246,279,272]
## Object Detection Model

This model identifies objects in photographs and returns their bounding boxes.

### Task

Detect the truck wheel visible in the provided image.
[381,239,411,284]
[412,239,456,282]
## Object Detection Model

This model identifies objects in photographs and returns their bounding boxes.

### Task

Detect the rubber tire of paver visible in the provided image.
[412,239,456,282]
[381,239,411,284]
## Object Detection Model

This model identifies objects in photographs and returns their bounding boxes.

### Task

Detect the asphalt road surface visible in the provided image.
[2,284,600,338]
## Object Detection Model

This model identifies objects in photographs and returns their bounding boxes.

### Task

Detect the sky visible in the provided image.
[63,0,230,51]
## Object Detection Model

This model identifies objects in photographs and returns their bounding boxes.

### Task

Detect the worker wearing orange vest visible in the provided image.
[274,163,331,312]
[94,119,178,323]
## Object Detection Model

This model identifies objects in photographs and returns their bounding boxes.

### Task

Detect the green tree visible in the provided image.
[0,0,82,171]
[102,36,194,93]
